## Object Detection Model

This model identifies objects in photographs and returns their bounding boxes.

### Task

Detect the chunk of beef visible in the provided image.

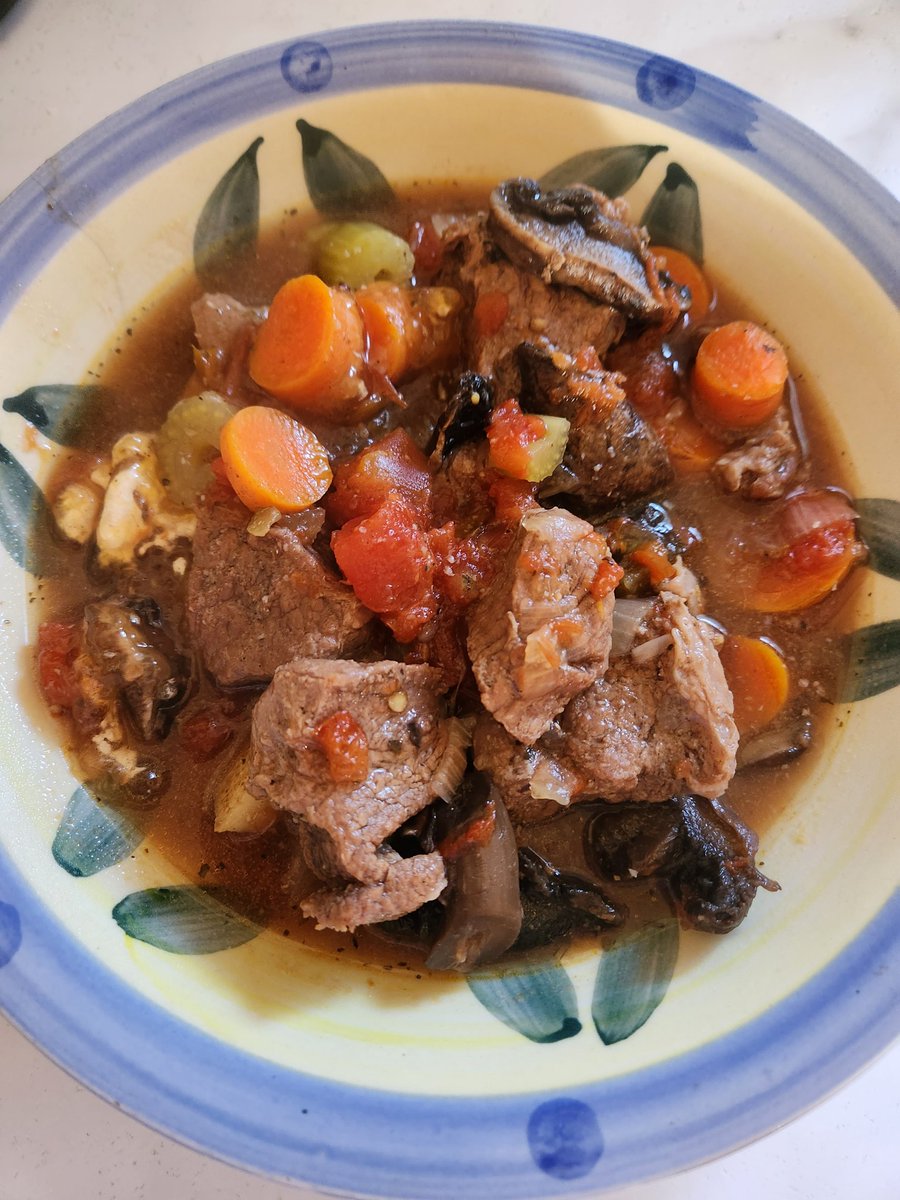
[518,341,673,505]
[187,498,372,688]
[473,712,566,824]
[476,593,738,821]
[191,293,265,400]
[467,507,616,745]
[714,407,801,500]
[302,854,447,932]
[488,179,678,322]
[249,659,449,929]
[442,215,625,394]
[560,592,737,802]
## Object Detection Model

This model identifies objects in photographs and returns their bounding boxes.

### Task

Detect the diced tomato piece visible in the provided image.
[327,429,432,526]
[488,474,539,525]
[486,398,546,480]
[332,492,437,639]
[36,621,81,711]
[438,802,497,860]
[180,708,234,761]
[408,217,445,278]
[590,557,625,599]
[473,290,510,338]
[315,710,369,783]
[430,521,510,609]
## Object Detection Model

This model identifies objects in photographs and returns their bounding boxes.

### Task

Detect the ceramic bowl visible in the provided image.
[0,21,898,1199]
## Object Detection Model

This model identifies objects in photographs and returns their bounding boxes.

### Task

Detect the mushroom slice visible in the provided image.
[488,178,671,321]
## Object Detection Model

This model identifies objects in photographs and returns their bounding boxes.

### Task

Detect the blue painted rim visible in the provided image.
[0,21,898,1197]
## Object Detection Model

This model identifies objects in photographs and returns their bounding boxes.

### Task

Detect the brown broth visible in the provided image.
[32,185,864,971]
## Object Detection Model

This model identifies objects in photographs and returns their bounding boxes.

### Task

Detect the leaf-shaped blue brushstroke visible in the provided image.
[856,499,900,581]
[592,920,679,1044]
[52,785,145,877]
[3,384,101,447]
[641,163,703,262]
[112,885,262,954]
[0,441,50,572]
[838,621,900,703]
[540,144,668,195]
[468,962,581,1043]
[297,119,394,217]
[193,137,264,288]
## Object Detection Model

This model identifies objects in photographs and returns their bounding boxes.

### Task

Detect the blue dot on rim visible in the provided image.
[636,55,696,110]
[280,41,333,94]
[527,1099,604,1180]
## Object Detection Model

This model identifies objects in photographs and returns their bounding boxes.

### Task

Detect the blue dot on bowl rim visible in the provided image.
[0,899,22,967]
[280,41,333,94]
[636,55,697,110]
[527,1098,604,1181]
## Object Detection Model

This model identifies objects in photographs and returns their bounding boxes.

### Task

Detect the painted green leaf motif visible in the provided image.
[856,499,900,581]
[592,920,679,1044]
[0,442,50,571]
[297,119,394,217]
[641,163,703,262]
[838,621,900,702]
[468,962,581,1043]
[540,144,668,195]
[112,886,262,954]
[193,137,264,288]
[3,384,101,447]
[52,785,145,877]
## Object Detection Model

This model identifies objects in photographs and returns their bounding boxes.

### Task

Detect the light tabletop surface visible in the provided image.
[1,1,898,1197]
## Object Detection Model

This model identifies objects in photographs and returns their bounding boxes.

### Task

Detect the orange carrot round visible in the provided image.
[719,634,789,736]
[654,405,724,475]
[692,321,788,430]
[219,405,332,513]
[356,285,414,379]
[749,519,861,613]
[653,246,712,320]
[248,274,366,420]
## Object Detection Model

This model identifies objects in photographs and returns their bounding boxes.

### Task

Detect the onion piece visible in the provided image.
[247,506,281,537]
[610,597,654,659]
[737,716,813,769]
[632,632,673,663]
[529,752,580,807]
[426,781,523,972]
[779,489,856,546]
[431,716,475,801]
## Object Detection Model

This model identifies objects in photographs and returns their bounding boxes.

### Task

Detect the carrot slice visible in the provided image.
[248,274,366,420]
[654,405,724,474]
[219,405,332,513]
[357,283,461,380]
[692,321,789,430]
[653,246,712,320]
[748,519,862,613]
[719,634,789,736]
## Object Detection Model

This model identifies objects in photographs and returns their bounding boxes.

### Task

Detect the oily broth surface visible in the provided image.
[31,186,861,971]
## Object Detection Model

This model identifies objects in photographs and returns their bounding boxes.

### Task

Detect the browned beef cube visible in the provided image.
[249,659,449,929]
[186,499,372,688]
[476,593,738,821]
[467,506,616,745]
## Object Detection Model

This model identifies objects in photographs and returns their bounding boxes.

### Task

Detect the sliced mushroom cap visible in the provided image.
[488,178,671,321]
[82,597,189,741]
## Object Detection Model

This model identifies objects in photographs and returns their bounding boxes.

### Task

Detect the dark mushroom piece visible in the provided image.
[425,772,523,972]
[82,597,189,741]
[428,371,494,463]
[513,847,625,953]
[584,795,779,934]
[488,178,675,322]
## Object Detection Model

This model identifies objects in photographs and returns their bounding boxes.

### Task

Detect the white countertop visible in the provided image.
[1,1,898,1197]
